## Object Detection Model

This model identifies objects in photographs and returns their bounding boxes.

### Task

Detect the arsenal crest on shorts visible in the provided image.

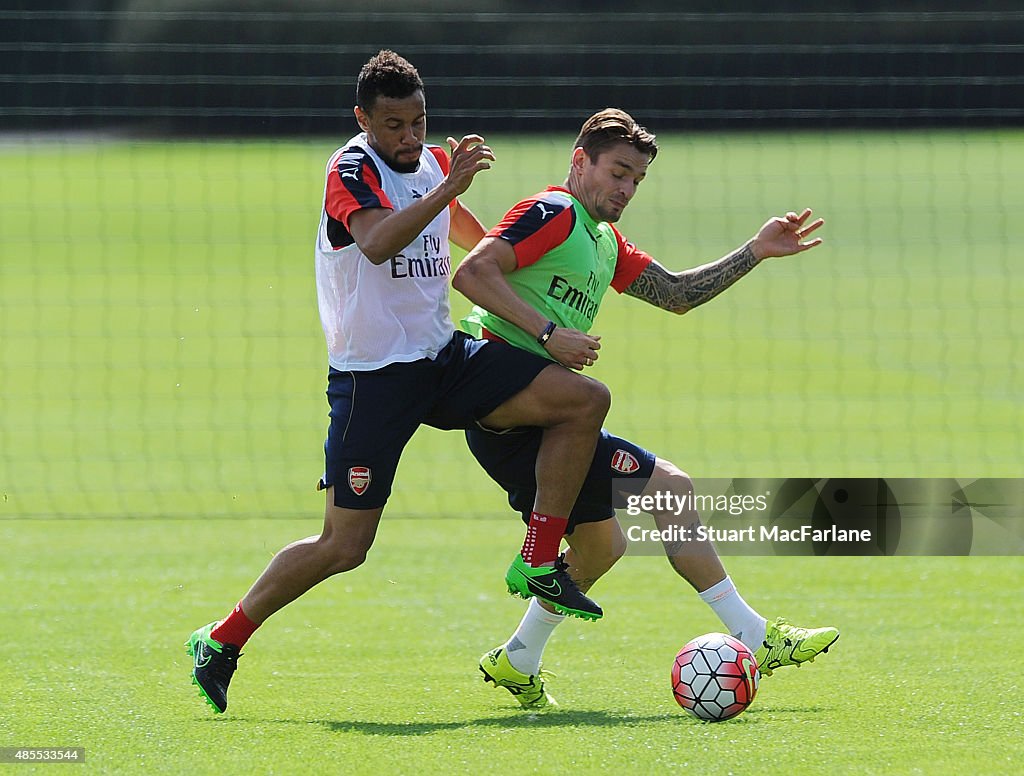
[610,449,640,474]
[348,466,371,495]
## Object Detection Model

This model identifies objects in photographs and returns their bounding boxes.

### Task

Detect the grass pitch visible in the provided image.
[1,131,1022,521]
[2,519,1022,774]
[1,131,1023,773]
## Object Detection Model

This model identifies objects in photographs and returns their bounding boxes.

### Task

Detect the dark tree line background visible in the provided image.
[4,1,1023,135]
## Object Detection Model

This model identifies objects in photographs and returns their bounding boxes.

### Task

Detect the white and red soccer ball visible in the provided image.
[671,633,760,721]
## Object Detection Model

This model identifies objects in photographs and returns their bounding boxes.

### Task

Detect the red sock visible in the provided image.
[210,602,260,648]
[521,511,569,566]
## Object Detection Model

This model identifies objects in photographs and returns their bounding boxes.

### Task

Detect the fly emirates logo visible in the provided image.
[390,234,451,279]
[546,271,601,320]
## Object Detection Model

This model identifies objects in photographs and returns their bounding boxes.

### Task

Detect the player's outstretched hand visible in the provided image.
[544,327,602,372]
[445,135,495,196]
[751,208,824,260]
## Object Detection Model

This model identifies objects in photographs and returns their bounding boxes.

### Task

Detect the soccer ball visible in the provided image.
[671,633,760,721]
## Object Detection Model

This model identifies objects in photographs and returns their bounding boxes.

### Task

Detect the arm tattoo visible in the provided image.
[624,242,760,314]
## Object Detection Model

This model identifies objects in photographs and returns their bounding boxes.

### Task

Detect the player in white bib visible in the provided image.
[186,50,611,714]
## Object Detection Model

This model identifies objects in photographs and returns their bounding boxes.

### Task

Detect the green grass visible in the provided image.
[1,518,1022,774]
[1,132,1023,772]
[1,131,1022,521]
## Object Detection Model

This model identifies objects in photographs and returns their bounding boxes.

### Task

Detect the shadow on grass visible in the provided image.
[243,708,788,736]
[232,705,825,734]
[313,710,678,735]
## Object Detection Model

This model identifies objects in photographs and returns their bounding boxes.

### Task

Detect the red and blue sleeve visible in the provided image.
[610,225,654,292]
[487,194,575,269]
[324,147,393,231]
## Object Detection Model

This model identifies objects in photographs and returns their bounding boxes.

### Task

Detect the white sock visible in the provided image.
[697,576,767,651]
[503,598,566,675]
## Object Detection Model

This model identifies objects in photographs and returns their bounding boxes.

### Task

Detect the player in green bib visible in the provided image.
[462,187,625,358]
[453,108,839,708]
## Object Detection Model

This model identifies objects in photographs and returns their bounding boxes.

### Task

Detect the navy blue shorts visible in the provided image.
[322,331,551,510]
[465,425,657,533]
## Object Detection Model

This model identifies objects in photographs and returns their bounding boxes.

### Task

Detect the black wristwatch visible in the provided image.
[536,320,556,347]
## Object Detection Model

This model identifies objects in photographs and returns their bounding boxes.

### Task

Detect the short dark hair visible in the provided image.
[573,108,658,163]
[356,50,424,113]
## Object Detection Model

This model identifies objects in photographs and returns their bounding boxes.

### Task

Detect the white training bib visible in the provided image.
[315,134,454,371]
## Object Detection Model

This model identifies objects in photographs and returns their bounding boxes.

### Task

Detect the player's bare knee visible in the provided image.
[652,458,694,497]
[571,525,626,577]
[325,545,369,575]
[584,378,611,420]
[523,367,609,427]
[316,532,372,575]
[566,377,610,427]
